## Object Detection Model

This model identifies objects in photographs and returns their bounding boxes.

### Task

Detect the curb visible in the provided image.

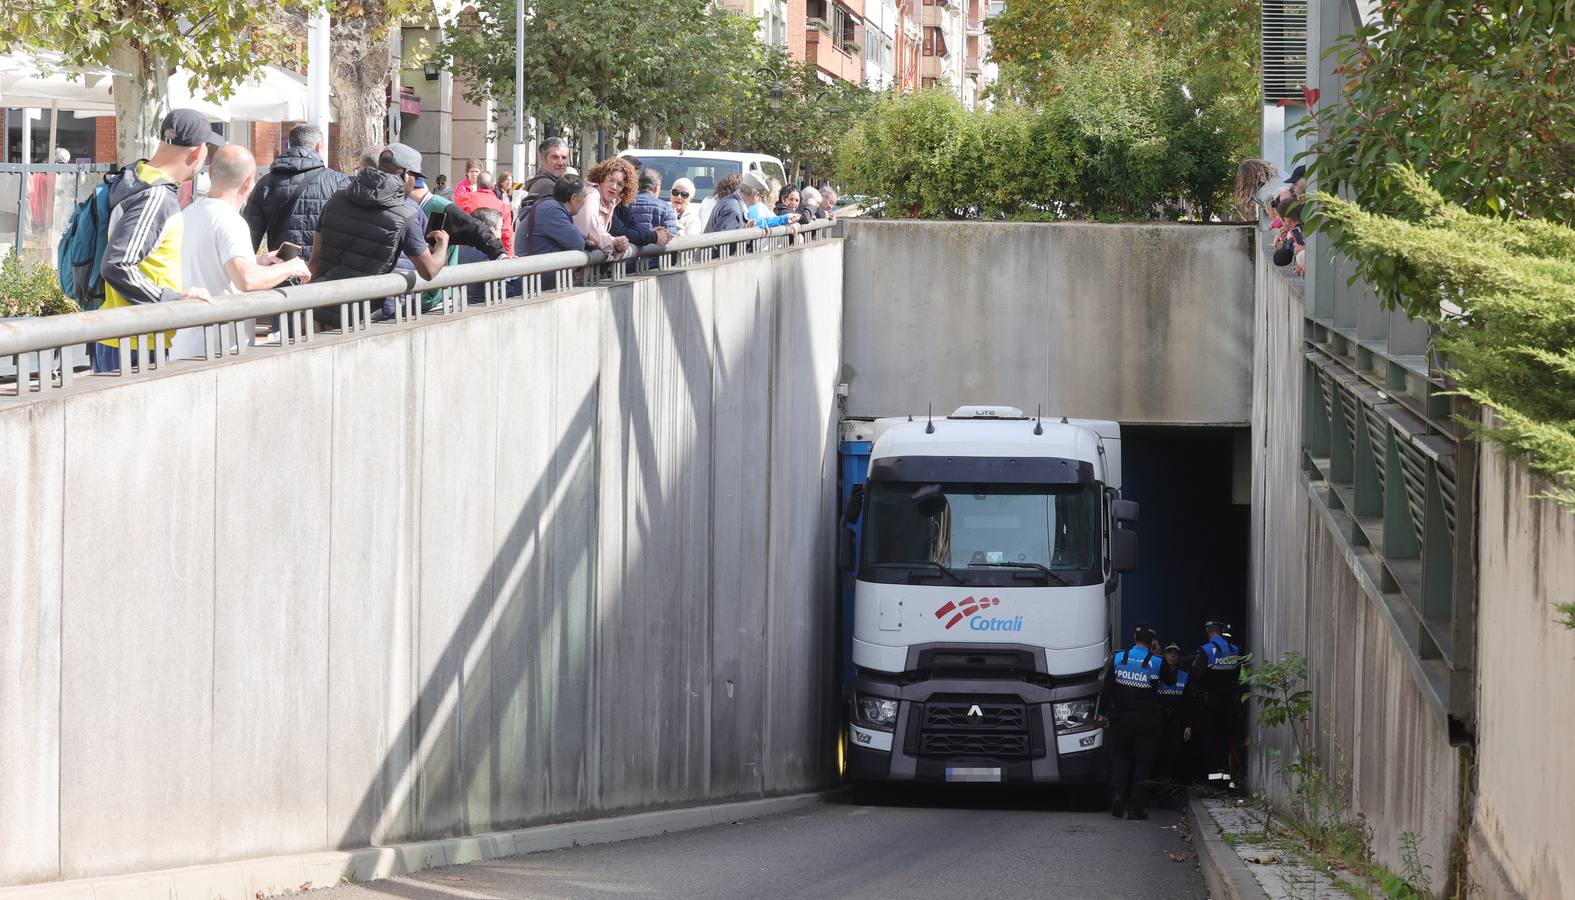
[0,791,837,900]
[1189,795,1270,900]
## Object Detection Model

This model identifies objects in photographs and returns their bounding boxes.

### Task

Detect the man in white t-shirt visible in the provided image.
[174,144,312,358]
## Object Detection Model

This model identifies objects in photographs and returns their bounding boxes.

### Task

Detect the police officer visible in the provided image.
[1155,642,1196,795]
[1097,623,1177,820]
[1191,619,1244,788]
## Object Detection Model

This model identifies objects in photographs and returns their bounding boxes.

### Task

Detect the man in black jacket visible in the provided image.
[242,124,349,259]
[309,143,448,328]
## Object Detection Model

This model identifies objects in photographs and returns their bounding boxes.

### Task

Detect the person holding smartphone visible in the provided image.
[309,143,449,328]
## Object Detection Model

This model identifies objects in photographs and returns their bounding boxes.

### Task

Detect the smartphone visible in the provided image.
[276,241,302,261]
[426,211,448,234]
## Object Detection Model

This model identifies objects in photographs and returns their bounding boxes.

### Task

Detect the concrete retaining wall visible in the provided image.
[1247,249,1461,882]
[840,220,1255,424]
[0,241,844,884]
[1470,442,1575,899]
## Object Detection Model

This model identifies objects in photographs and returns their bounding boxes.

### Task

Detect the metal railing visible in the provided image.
[0,219,838,402]
[0,163,119,267]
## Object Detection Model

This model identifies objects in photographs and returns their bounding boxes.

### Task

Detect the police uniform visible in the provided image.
[1155,646,1196,792]
[1097,639,1176,819]
[1190,627,1244,786]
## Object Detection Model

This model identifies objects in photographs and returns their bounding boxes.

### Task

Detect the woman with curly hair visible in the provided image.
[574,157,637,258]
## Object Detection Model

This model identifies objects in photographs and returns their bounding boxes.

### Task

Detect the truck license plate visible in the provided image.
[945,767,1002,783]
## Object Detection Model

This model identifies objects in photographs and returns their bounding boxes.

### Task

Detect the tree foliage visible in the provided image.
[1305,2,1575,226]
[686,46,876,185]
[1313,167,1575,513]
[0,0,302,159]
[986,2,1257,160]
[441,0,759,145]
[837,43,1238,221]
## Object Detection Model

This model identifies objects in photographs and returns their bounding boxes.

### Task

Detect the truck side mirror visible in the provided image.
[839,525,858,574]
[1113,528,1138,573]
[1113,499,1139,525]
[843,484,864,525]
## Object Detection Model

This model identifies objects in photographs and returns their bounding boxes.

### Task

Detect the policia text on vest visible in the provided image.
[1096,625,1182,820]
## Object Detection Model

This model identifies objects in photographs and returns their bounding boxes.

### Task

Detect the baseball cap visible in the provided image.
[380,142,424,178]
[159,109,226,149]
[1284,163,1306,184]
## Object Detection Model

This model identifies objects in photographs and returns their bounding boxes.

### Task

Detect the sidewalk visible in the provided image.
[1190,795,1357,899]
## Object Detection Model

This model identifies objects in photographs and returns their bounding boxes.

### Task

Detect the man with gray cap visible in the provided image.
[309,142,449,328]
[92,108,224,372]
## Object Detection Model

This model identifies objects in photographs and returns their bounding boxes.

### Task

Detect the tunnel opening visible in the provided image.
[1117,425,1251,654]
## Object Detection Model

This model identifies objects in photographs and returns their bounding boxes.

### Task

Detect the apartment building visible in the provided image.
[719,0,791,49]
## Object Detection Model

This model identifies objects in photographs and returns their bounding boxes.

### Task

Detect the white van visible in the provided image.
[620,149,790,226]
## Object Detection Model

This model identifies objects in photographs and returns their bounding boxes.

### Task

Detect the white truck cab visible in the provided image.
[838,405,1139,784]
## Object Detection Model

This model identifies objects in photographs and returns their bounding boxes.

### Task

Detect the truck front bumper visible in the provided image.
[845,673,1106,784]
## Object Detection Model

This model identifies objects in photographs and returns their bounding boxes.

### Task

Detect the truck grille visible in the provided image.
[924,702,1025,732]
[913,699,1035,759]
[920,732,1031,756]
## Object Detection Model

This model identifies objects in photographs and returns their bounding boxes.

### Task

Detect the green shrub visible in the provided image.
[837,41,1238,222]
[0,253,78,318]
[1313,167,1575,513]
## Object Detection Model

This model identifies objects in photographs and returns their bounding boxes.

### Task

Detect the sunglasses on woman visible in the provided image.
[671,190,691,198]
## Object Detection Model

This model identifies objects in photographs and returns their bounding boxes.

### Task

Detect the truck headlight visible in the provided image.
[855,694,899,730]
[1053,700,1097,732]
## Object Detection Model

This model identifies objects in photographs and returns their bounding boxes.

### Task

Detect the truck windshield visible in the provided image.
[861,482,1100,582]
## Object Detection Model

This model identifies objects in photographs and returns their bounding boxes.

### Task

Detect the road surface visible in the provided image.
[317,787,1207,900]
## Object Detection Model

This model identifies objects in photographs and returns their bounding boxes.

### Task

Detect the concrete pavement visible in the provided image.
[314,788,1207,900]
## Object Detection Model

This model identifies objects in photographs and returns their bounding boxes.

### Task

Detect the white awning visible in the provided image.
[0,52,329,123]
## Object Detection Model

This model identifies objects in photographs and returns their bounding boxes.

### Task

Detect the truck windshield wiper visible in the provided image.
[971,561,1070,586]
[889,560,966,585]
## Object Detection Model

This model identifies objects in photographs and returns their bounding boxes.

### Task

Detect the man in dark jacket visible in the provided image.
[521,137,571,203]
[309,142,448,328]
[518,174,595,290]
[242,124,349,259]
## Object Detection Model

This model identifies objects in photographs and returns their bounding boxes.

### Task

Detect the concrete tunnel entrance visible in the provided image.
[1118,426,1251,651]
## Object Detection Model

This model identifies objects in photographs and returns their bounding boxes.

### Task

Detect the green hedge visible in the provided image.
[837,44,1238,222]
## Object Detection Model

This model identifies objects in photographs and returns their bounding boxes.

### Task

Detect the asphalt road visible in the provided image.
[318,788,1207,900]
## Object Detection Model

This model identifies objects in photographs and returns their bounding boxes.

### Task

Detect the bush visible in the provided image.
[838,42,1238,221]
[0,253,78,318]
[1313,167,1575,512]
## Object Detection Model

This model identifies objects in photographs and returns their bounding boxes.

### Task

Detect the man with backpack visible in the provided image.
[90,109,224,372]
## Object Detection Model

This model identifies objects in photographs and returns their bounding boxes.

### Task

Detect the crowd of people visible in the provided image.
[1236,158,1307,276]
[1097,618,1245,822]
[86,109,840,371]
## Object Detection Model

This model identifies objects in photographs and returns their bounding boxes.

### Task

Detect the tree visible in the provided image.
[985,0,1258,162]
[328,0,430,172]
[1305,2,1575,227]
[1312,166,1575,515]
[0,0,299,161]
[837,43,1239,222]
[440,0,761,152]
[687,46,876,185]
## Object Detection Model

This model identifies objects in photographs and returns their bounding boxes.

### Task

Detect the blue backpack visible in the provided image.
[56,169,121,309]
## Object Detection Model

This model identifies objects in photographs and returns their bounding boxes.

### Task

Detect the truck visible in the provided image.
[837,404,1139,785]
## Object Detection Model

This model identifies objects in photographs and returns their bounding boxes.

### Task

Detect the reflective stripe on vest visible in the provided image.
[1201,636,1241,671]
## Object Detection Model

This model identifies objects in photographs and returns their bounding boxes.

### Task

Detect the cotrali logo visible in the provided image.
[934,596,1001,630]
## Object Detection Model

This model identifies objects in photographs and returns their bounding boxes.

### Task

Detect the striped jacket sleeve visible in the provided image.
[100,188,180,305]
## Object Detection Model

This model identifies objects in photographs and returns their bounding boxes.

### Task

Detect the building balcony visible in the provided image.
[965,53,980,74]
[921,4,945,27]
[806,27,865,84]
[920,54,954,80]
